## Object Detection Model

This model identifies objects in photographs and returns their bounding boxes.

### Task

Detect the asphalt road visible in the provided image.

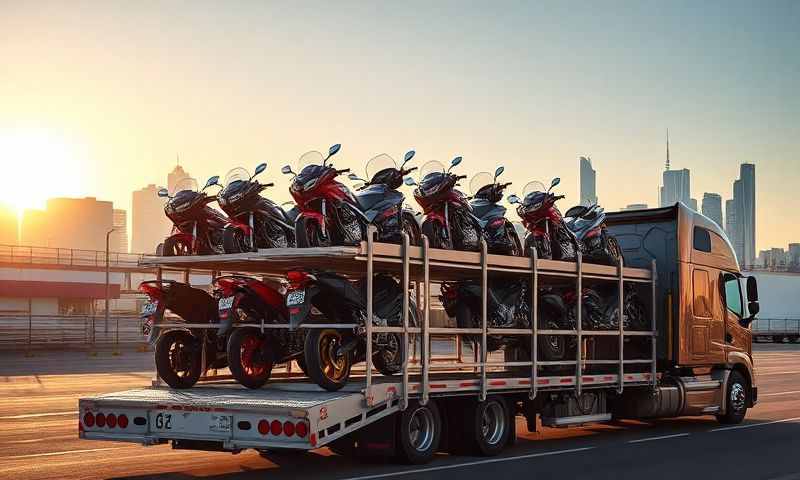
[0,344,798,480]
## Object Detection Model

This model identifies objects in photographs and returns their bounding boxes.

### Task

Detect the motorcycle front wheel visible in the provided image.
[304,329,353,391]
[223,226,250,254]
[155,330,203,388]
[373,333,404,376]
[402,212,422,246]
[421,219,450,249]
[162,236,192,256]
[295,217,331,248]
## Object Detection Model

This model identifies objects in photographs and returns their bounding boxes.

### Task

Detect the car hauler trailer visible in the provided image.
[79,203,759,464]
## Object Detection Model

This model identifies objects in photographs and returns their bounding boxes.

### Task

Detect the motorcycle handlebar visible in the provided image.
[402,166,418,174]
[337,168,351,175]
[555,194,565,200]
[456,174,467,180]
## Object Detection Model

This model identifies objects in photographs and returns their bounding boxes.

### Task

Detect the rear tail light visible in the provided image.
[106,413,117,428]
[286,270,314,289]
[258,420,270,435]
[283,421,295,437]
[270,420,282,436]
[118,414,129,429]
[96,413,106,427]
[83,412,95,427]
[295,421,308,438]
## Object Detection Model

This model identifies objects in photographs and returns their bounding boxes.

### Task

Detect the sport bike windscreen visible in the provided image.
[469,172,494,196]
[224,167,250,187]
[171,177,199,195]
[418,160,446,183]
[365,154,397,180]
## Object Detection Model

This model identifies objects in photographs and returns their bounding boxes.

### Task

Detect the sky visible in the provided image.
[0,0,798,251]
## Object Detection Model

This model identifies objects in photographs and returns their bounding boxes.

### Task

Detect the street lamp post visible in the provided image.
[105,228,115,337]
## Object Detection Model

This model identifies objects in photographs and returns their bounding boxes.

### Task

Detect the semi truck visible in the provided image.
[78,203,760,464]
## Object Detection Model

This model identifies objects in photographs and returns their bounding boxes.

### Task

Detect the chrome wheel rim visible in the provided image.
[408,407,435,452]
[481,401,506,446]
[730,382,746,412]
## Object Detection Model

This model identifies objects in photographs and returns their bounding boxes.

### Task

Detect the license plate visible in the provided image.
[286,289,306,306]
[141,301,158,316]
[218,296,235,310]
[149,411,231,434]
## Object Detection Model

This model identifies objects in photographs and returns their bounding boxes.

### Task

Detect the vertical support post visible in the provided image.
[365,225,376,406]
[651,259,658,388]
[183,268,190,285]
[422,235,430,405]
[28,298,33,349]
[617,255,625,394]
[480,239,488,402]
[401,232,410,411]
[576,251,583,397]
[530,246,538,400]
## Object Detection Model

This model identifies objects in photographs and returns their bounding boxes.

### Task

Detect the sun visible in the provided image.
[0,128,85,214]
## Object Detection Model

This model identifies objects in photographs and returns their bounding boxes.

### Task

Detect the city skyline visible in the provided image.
[0,2,797,251]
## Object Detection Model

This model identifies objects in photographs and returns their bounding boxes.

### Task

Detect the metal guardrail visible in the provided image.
[752,318,800,335]
[0,244,147,269]
[0,314,145,348]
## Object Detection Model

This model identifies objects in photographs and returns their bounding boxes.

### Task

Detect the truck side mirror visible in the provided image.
[746,276,758,302]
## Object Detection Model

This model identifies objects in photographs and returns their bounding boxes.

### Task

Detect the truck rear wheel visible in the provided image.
[395,400,442,464]
[716,370,749,425]
[450,397,511,456]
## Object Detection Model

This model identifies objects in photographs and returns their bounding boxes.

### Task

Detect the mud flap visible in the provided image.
[354,413,397,459]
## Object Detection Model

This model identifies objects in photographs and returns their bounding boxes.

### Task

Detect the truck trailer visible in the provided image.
[78,203,760,464]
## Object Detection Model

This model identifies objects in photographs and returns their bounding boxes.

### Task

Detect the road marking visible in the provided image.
[627,433,690,444]
[338,447,596,480]
[0,410,77,420]
[761,390,800,397]
[5,447,126,460]
[710,416,800,432]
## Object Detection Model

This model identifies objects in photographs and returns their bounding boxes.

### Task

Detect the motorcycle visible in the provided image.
[439,279,570,366]
[139,280,226,388]
[213,275,305,389]
[467,166,522,256]
[404,156,483,252]
[212,162,297,253]
[345,150,422,245]
[156,177,227,256]
[284,270,418,391]
[507,177,621,265]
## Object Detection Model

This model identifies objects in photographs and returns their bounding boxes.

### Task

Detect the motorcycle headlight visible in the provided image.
[173,200,191,213]
[302,177,318,191]
[228,191,245,204]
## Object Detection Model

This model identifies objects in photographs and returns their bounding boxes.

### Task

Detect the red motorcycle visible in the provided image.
[214,275,306,389]
[157,177,227,256]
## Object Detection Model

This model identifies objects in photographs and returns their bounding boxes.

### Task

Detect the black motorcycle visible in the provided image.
[157,177,227,256]
[212,163,297,253]
[468,166,522,256]
[285,270,418,391]
[139,280,227,388]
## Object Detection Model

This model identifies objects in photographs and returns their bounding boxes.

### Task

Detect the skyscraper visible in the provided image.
[729,164,756,268]
[20,197,113,250]
[167,159,191,194]
[725,198,737,243]
[701,193,723,227]
[579,156,597,206]
[660,168,692,207]
[0,203,17,244]
[112,209,128,253]
[132,184,172,254]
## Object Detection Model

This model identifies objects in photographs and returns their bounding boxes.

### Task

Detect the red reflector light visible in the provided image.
[96,413,106,427]
[118,414,129,429]
[258,420,269,435]
[295,421,308,438]
[286,271,308,282]
[270,420,282,436]
[310,433,317,447]
[283,421,295,437]
[106,413,117,428]
[84,412,95,427]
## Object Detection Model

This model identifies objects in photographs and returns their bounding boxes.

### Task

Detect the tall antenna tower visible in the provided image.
[665,128,670,171]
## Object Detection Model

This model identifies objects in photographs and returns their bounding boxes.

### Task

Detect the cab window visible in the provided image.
[722,274,743,317]
[693,227,712,252]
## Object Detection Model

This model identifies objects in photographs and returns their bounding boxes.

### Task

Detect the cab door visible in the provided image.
[721,273,751,355]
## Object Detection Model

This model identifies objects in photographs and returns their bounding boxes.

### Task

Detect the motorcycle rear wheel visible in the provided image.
[304,329,353,391]
[296,217,331,248]
[155,330,203,388]
[162,236,192,256]
[373,333,404,376]
[227,328,273,389]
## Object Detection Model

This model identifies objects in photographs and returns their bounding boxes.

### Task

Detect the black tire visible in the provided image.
[223,227,249,254]
[506,222,523,257]
[155,243,164,256]
[295,217,331,248]
[524,232,551,259]
[421,219,449,249]
[605,235,622,265]
[155,330,202,389]
[304,329,353,391]
[395,400,442,464]
[373,333,404,376]
[163,236,192,257]
[716,370,749,424]
[456,397,511,456]
[227,328,273,389]
[295,356,309,376]
[402,212,422,246]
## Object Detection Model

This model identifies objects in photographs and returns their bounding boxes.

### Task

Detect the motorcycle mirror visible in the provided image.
[404,177,418,187]
[549,177,561,191]
[347,173,360,181]
[402,150,416,165]
[447,156,463,172]
[327,143,341,159]
[253,162,267,177]
[494,166,505,179]
[507,194,520,204]
[157,188,170,198]
[203,176,220,190]
[281,165,295,176]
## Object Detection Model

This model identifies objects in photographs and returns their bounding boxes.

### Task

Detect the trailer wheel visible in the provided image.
[716,370,749,425]
[304,329,353,391]
[461,397,511,456]
[155,330,203,389]
[227,328,273,389]
[396,400,441,464]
